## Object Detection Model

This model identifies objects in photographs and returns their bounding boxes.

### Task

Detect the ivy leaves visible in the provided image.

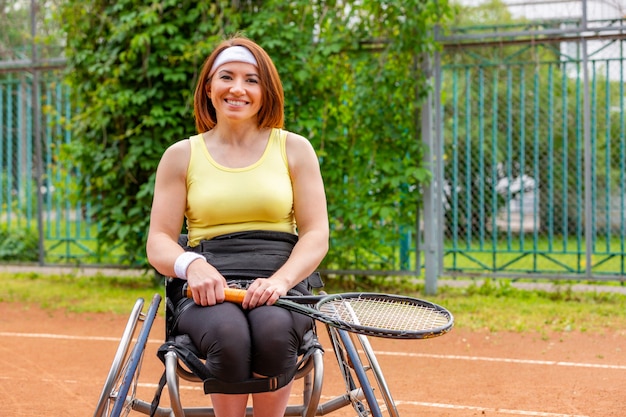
[60,0,450,269]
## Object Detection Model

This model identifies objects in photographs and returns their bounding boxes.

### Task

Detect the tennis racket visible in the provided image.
[183,285,453,339]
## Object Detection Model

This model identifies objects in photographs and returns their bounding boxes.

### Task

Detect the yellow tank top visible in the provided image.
[185,128,296,247]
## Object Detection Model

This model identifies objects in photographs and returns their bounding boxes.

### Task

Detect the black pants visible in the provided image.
[168,231,316,383]
[177,301,313,382]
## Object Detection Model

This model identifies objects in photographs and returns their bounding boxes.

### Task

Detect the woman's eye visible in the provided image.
[247,78,258,84]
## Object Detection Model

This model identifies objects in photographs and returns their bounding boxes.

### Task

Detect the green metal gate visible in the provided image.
[0,71,109,264]
[431,17,626,281]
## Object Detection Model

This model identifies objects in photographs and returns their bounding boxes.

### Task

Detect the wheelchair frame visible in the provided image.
[93,293,402,417]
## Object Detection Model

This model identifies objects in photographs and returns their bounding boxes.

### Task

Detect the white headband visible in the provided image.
[209,46,258,76]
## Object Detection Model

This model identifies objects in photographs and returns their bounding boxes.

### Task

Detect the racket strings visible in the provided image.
[319,296,450,332]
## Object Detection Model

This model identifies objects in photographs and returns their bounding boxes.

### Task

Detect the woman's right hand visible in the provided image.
[185,259,228,306]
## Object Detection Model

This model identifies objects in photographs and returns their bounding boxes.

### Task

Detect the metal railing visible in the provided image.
[429,15,626,282]
[0,72,105,264]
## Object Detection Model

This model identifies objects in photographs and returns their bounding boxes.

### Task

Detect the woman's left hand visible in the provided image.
[243,278,289,309]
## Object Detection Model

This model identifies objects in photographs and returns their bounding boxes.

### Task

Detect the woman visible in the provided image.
[146,35,329,417]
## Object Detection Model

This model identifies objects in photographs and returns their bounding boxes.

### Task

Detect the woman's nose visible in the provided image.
[230,80,245,95]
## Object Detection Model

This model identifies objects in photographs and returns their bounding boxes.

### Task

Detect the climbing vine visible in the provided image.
[59,0,452,269]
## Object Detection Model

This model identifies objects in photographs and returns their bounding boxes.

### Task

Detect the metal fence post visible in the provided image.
[581,0,593,280]
[31,0,45,265]
[422,49,440,295]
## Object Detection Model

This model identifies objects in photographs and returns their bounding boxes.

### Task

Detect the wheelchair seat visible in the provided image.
[158,276,324,396]
[145,231,327,416]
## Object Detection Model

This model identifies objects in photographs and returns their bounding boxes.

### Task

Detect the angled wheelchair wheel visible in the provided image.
[327,326,400,417]
[93,298,144,417]
[93,294,162,417]
[327,326,383,417]
[351,331,400,417]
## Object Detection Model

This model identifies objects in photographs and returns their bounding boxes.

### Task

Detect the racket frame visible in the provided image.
[183,285,453,339]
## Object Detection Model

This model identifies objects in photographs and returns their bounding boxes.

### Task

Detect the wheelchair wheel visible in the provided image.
[351,332,400,417]
[93,298,144,417]
[327,326,385,417]
[93,294,161,417]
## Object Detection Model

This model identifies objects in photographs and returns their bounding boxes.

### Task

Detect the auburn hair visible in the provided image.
[193,35,285,133]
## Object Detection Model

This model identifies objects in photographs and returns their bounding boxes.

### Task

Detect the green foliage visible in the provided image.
[58,0,452,268]
[0,226,39,261]
[0,0,65,62]
[59,0,221,264]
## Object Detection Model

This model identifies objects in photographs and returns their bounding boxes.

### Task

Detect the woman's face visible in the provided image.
[208,61,262,124]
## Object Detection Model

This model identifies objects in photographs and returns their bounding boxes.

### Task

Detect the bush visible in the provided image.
[0,226,39,261]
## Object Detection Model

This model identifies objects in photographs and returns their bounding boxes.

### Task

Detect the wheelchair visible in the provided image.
[93,280,404,417]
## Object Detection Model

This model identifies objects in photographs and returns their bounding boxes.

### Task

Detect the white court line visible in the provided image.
[130,383,589,417]
[394,400,589,417]
[0,377,591,417]
[373,350,626,370]
[0,331,162,344]
[2,331,623,371]
[0,332,596,417]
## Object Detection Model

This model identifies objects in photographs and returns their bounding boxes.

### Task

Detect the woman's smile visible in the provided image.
[225,99,249,107]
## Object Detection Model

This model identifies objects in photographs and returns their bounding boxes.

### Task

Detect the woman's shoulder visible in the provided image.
[165,137,191,153]
[281,129,312,148]
[283,129,315,151]
[159,136,195,167]
[282,130,318,169]
[167,133,205,151]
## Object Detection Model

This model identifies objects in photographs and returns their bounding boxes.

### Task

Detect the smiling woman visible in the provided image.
[145,34,329,417]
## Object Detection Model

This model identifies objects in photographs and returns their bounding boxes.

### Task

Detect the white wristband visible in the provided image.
[174,252,205,280]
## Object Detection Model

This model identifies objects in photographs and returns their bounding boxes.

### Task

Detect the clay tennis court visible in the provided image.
[1,299,624,417]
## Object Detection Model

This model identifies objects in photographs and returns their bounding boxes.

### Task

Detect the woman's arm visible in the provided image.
[146,140,190,276]
[146,139,227,306]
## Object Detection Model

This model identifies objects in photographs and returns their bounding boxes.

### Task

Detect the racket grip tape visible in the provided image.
[182,284,246,304]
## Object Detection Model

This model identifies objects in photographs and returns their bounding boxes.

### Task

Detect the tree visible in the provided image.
[59,0,451,268]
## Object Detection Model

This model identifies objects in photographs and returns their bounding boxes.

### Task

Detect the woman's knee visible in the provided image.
[179,303,252,381]
[248,307,303,375]
[178,303,251,363]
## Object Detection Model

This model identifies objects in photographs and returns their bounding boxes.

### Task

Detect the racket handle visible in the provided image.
[224,288,246,303]
[183,284,246,304]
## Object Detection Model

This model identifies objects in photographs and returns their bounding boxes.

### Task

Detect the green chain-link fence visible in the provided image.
[435,18,626,280]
